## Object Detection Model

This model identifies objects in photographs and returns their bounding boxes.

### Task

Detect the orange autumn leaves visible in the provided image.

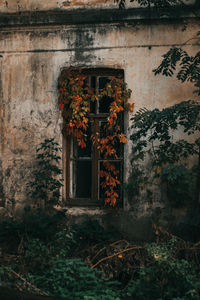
[58,69,133,206]
[58,70,90,148]
[68,94,90,148]
[99,162,120,207]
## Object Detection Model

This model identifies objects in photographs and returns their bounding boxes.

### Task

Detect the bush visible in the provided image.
[129,100,200,207]
[122,239,200,300]
[0,217,121,299]
[32,257,120,300]
[1,216,199,300]
[27,138,63,209]
[0,211,65,244]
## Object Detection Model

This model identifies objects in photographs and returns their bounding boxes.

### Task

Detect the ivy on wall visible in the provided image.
[58,68,133,206]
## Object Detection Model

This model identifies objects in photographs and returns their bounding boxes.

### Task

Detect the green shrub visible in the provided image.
[24,238,51,273]
[0,211,65,246]
[51,228,77,258]
[27,138,63,209]
[1,215,199,300]
[122,240,200,300]
[128,100,200,207]
[30,257,120,300]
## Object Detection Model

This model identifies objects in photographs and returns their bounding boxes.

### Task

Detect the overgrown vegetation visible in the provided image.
[0,216,200,299]
[124,238,200,300]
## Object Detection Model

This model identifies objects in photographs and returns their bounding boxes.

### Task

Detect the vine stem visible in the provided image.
[91,246,143,269]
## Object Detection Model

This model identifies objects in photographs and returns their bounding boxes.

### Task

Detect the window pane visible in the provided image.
[75,161,92,198]
[114,137,123,158]
[99,77,113,114]
[90,99,96,114]
[74,123,92,158]
[99,77,110,89]
[90,76,96,113]
[91,76,96,89]
[99,96,113,114]
[99,121,107,159]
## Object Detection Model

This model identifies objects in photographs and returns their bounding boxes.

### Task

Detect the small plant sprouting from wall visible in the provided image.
[27,138,63,209]
[129,100,200,208]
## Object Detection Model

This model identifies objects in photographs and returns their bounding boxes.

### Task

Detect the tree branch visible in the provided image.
[91,246,143,269]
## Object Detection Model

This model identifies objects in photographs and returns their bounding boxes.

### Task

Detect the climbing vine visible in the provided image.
[58,68,132,206]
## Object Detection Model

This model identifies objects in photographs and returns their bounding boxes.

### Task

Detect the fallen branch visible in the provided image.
[91,246,143,269]
[10,269,48,296]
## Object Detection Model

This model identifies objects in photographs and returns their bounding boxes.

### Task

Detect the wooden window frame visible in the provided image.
[63,68,124,206]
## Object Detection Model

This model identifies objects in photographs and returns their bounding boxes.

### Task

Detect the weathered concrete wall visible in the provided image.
[0,0,197,12]
[0,0,116,12]
[0,7,199,238]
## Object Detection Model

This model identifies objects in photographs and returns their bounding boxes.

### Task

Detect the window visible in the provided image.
[64,68,124,206]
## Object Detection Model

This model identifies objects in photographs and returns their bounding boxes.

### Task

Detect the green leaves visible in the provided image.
[27,138,63,209]
[28,255,120,300]
[161,165,195,207]
[123,240,200,300]
[130,100,200,166]
[129,100,199,206]
[154,48,200,95]
[153,48,185,77]
[116,0,186,10]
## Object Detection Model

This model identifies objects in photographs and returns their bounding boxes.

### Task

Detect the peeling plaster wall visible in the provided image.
[0,9,199,238]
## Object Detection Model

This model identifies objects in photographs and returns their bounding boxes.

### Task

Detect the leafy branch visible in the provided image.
[153,48,200,95]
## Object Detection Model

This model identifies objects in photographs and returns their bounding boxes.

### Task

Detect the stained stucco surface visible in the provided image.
[0,0,117,12]
[0,9,199,227]
[0,0,197,12]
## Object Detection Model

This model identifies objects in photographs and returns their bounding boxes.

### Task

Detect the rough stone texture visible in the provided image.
[0,5,199,238]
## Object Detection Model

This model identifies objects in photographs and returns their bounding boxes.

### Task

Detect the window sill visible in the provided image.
[64,198,123,207]
[65,198,105,207]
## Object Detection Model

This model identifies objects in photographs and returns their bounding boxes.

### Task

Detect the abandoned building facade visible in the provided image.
[0,0,199,240]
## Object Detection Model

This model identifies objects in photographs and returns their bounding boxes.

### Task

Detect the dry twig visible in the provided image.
[91,246,143,269]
